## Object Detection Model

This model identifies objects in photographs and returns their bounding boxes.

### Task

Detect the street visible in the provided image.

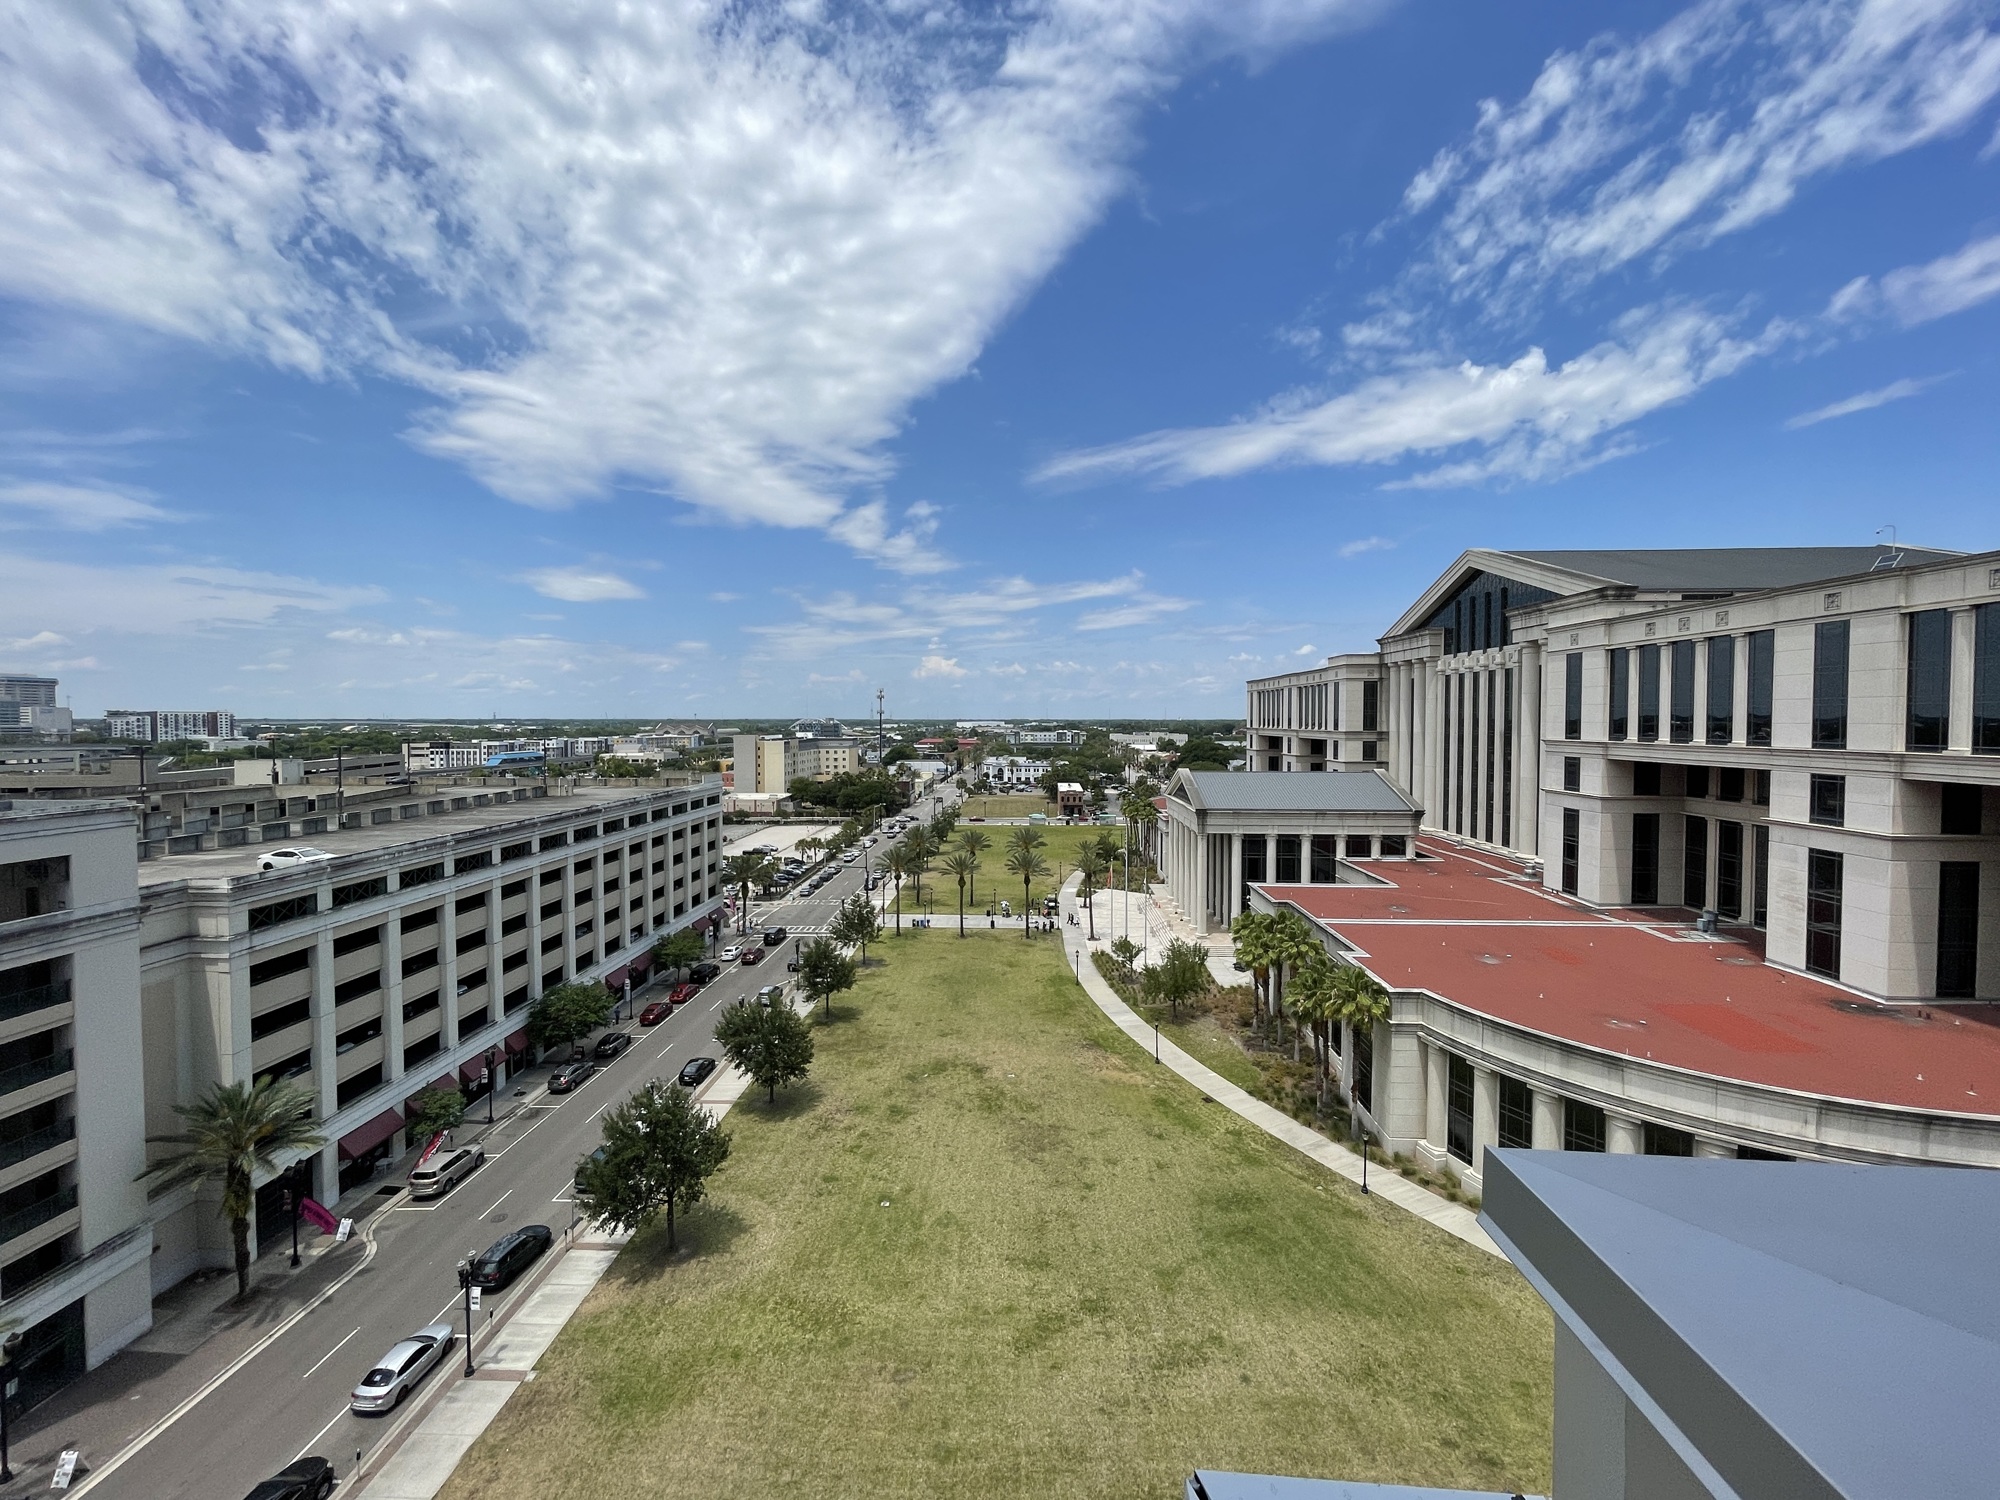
[60,806,931,1500]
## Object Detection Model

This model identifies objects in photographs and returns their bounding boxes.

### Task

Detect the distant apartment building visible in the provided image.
[107,709,237,743]
[1009,727,1085,747]
[983,755,1051,789]
[731,734,862,793]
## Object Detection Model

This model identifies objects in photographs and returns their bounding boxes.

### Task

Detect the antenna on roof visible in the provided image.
[1871,525,1904,570]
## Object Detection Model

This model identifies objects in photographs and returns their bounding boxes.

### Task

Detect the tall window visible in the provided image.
[1670,639,1695,743]
[1561,808,1579,896]
[1938,863,1980,999]
[1502,666,1516,847]
[1608,648,1629,740]
[1563,756,1581,792]
[1906,609,1951,751]
[1753,825,1770,928]
[1637,644,1661,741]
[1809,774,1845,827]
[1683,816,1707,910]
[1497,1077,1534,1149]
[1805,850,1843,979]
[1274,836,1301,883]
[1563,1100,1606,1152]
[1716,821,1743,920]
[1446,1055,1474,1164]
[1241,835,1266,884]
[1631,812,1660,906]
[1362,679,1380,732]
[1813,620,1850,749]
[1563,652,1582,740]
[1706,636,1734,744]
[1747,629,1775,745]
[1978,602,2000,753]
[1352,1025,1374,1115]
[1485,668,1497,843]
[1456,675,1468,834]
[1310,835,1338,884]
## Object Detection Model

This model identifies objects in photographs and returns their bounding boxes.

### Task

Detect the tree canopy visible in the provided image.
[573,1080,731,1250]
[828,892,880,960]
[652,926,707,975]
[527,980,615,1058]
[714,998,815,1102]
[795,936,858,1020]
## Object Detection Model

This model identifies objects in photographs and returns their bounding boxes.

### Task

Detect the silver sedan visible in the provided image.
[349,1322,455,1413]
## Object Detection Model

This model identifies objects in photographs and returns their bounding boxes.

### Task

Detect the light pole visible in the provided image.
[456,1255,477,1375]
[287,1161,303,1268]
[0,1329,21,1482]
[486,1047,501,1125]
[1353,1109,1370,1196]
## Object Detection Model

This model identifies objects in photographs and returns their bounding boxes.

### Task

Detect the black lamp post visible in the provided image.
[0,1328,22,1482]
[287,1161,303,1268]
[456,1255,477,1375]
[486,1047,501,1124]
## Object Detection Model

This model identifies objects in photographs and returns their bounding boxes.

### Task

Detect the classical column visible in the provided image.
[1606,1113,1643,1154]
[312,933,338,1124]
[1530,1088,1562,1149]
[1694,1138,1734,1159]
[1228,833,1244,926]
[1949,607,1976,753]
[1425,663,1446,832]
[1516,640,1543,859]
[1731,634,1751,746]
[1423,1043,1448,1152]
[1471,1065,1498,1178]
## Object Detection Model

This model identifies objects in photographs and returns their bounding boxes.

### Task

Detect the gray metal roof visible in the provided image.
[1482,1151,2000,1500]
[1505,545,1958,593]
[1176,771,1415,814]
[1188,1476,1531,1500]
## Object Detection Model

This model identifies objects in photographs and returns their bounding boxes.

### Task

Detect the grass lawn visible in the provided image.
[957,792,1053,819]
[445,935,1552,1500]
[902,824,1150,928]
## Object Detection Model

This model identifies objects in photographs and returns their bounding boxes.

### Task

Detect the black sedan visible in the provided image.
[548,1060,597,1093]
[468,1223,555,1289]
[244,1458,337,1500]
[678,1055,719,1088]
[593,1031,632,1060]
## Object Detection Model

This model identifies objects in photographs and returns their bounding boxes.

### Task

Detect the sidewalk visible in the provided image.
[1058,878,1500,1259]
[351,1032,765,1498]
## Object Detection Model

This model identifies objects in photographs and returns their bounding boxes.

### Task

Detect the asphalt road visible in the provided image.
[73,799,950,1500]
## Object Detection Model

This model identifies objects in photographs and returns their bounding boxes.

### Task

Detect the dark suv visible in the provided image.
[761,926,787,946]
[688,961,722,984]
[468,1224,554,1290]
[243,1457,336,1500]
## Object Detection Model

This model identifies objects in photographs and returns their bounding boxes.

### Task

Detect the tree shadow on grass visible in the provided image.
[739,1076,827,1122]
[810,997,866,1028]
[606,1200,752,1285]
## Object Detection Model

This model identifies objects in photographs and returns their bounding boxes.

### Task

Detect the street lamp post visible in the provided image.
[486,1047,501,1124]
[0,1329,22,1482]
[456,1255,477,1375]
[287,1161,303,1268]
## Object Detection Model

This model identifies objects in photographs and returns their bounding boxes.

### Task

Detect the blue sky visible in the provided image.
[2,0,1997,721]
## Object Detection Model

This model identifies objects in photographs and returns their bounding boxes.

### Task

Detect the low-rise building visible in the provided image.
[1010,727,1086,747]
[983,755,1051,789]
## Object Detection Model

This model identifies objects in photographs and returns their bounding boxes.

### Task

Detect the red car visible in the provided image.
[638,1000,673,1026]
[669,983,699,1008]
[739,945,764,965]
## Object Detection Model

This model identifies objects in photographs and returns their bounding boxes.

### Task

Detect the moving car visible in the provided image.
[243,1457,337,1500]
[258,846,332,873]
[689,961,721,983]
[548,1059,597,1092]
[840,852,858,864]
[678,1055,719,1088]
[719,943,743,962]
[407,1144,484,1199]
[761,926,787,945]
[739,945,764,965]
[593,1030,632,1060]
[468,1224,554,1289]
[756,984,784,1007]
[350,1324,454,1413]
[669,982,699,1007]
[639,999,673,1026]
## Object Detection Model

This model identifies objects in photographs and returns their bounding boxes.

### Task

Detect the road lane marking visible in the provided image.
[292,1410,347,1464]
[302,1327,361,1381]
[480,1189,513,1218]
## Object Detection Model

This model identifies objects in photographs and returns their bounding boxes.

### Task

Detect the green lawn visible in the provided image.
[958,792,1052,819]
[445,935,1552,1500]
[902,824,1149,926]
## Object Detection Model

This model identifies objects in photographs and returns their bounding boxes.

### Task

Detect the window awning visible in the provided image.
[504,1029,529,1055]
[460,1056,493,1085]
[604,966,630,992]
[337,1108,403,1161]
[628,950,654,975]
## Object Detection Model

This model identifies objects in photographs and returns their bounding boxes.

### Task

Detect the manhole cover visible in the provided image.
[1604,1017,1648,1030]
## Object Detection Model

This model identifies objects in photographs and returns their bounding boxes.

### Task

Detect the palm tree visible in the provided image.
[955,828,991,905]
[1230,911,1278,1026]
[903,827,932,907]
[1266,910,1323,1057]
[884,852,916,936]
[1074,844,1108,941]
[722,850,773,934]
[1004,843,1049,939]
[1287,954,1341,1113]
[142,1076,325,1300]
[1329,963,1392,1111]
[941,848,979,936]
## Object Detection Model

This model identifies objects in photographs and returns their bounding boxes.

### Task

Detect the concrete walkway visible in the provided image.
[1059,878,1501,1259]
[353,1055,763,1498]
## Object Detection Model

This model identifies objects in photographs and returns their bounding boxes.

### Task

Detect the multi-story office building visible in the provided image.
[0,677,70,743]
[1009,727,1085,747]
[106,709,238,743]
[0,800,154,1403]
[1244,655,1387,770]
[1231,544,2000,1183]
[983,755,1051,788]
[138,780,726,1287]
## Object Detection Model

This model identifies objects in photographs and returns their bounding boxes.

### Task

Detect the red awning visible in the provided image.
[504,1029,528,1055]
[432,1071,457,1093]
[337,1108,403,1161]
[460,1056,491,1085]
[628,950,653,974]
[604,966,630,992]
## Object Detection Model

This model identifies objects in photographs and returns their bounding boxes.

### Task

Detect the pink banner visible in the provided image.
[299,1197,340,1234]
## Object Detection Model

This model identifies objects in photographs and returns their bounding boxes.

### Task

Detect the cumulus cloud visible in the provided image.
[0,480,178,529]
[517,567,646,603]
[914,654,967,680]
[0,0,1373,560]
[1785,375,1949,429]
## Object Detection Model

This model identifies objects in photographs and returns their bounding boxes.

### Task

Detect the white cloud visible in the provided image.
[1785,375,1948,429]
[0,551,380,636]
[516,567,646,603]
[914,654,967,680]
[0,480,178,529]
[0,0,1374,562]
[990,662,1028,676]
[1869,232,2000,326]
[1337,536,1393,557]
[749,570,1168,655]
[1292,643,1318,656]
[1041,306,1786,488]
[1076,593,1196,631]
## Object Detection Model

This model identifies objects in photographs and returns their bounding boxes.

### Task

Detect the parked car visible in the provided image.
[350,1324,454,1413]
[678,1055,719,1088]
[639,999,672,1026]
[840,852,858,864]
[756,984,784,1007]
[689,961,721,983]
[739,945,765,965]
[593,1031,632,1060]
[258,846,332,873]
[762,926,787,945]
[407,1144,484,1200]
[575,1144,608,1188]
[548,1060,597,1093]
[669,982,699,1007]
[243,1457,338,1500]
[719,943,743,962]
[467,1224,554,1290]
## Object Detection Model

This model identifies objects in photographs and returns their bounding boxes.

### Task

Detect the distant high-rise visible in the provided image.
[105,709,237,743]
